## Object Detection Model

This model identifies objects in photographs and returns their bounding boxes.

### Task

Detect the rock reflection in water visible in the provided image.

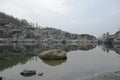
[0,43,97,71]
[101,44,120,54]
[39,43,97,52]
[0,43,97,54]
[41,59,67,66]
[76,44,97,51]
[0,44,34,71]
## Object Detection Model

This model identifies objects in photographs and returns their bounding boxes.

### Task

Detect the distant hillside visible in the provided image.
[0,11,97,43]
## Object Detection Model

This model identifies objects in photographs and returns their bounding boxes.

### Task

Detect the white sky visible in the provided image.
[0,0,120,37]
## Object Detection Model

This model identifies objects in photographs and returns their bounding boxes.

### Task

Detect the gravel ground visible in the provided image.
[83,71,120,80]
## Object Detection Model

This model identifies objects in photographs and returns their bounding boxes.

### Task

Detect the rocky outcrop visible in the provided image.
[99,31,120,45]
[0,26,97,43]
[0,11,97,43]
[39,49,67,60]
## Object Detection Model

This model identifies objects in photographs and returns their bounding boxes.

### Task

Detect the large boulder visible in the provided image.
[39,49,67,60]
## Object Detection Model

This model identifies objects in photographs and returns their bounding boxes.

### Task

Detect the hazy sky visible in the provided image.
[0,0,120,37]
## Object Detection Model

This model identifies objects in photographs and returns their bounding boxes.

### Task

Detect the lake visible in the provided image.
[0,43,120,80]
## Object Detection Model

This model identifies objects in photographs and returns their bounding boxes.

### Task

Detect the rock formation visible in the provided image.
[0,11,97,43]
[39,49,67,60]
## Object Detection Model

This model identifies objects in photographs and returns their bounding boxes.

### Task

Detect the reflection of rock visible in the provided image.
[0,44,34,71]
[101,44,120,54]
[20,70,36,77]
[40,43,97,52]
[39,49,67,60]
[103,38,114,45]
[41,60,66,66]
[0,43,97,55]
[0,43,96,71]
[0,54,33,71]
[79,44,96,51]
[0,77,2,80]
[113,38,120,44]
[113,44,120,48]
[38,73,44,76]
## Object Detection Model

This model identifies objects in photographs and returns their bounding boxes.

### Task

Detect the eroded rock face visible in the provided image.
[0,11,97,43]
[39,49,67,60]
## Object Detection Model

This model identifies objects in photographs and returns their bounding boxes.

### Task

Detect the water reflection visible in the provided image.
[0,43,97,71]
[0,44,34,71]
[46,43,97,52]
[0,56,32,71]
[0,43,97,54]
[41,60,67,66]
[101,44,120,54]
[1,43,120,80]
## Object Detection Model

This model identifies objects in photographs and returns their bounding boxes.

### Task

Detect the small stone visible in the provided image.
[38,73,44,76]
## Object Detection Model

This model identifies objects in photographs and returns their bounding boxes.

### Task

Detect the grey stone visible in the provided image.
[20,70,36,77]
[39,49,67,60]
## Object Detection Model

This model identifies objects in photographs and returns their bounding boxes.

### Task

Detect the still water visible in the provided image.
[0,43,120,80]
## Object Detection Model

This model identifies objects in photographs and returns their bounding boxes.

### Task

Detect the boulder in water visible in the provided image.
[39,49,67,60]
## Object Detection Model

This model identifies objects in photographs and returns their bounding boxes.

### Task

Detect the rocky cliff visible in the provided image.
[99,31,120,45]
[0,11,96,43]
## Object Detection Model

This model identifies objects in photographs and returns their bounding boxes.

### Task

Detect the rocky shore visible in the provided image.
[83,71,120,80]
